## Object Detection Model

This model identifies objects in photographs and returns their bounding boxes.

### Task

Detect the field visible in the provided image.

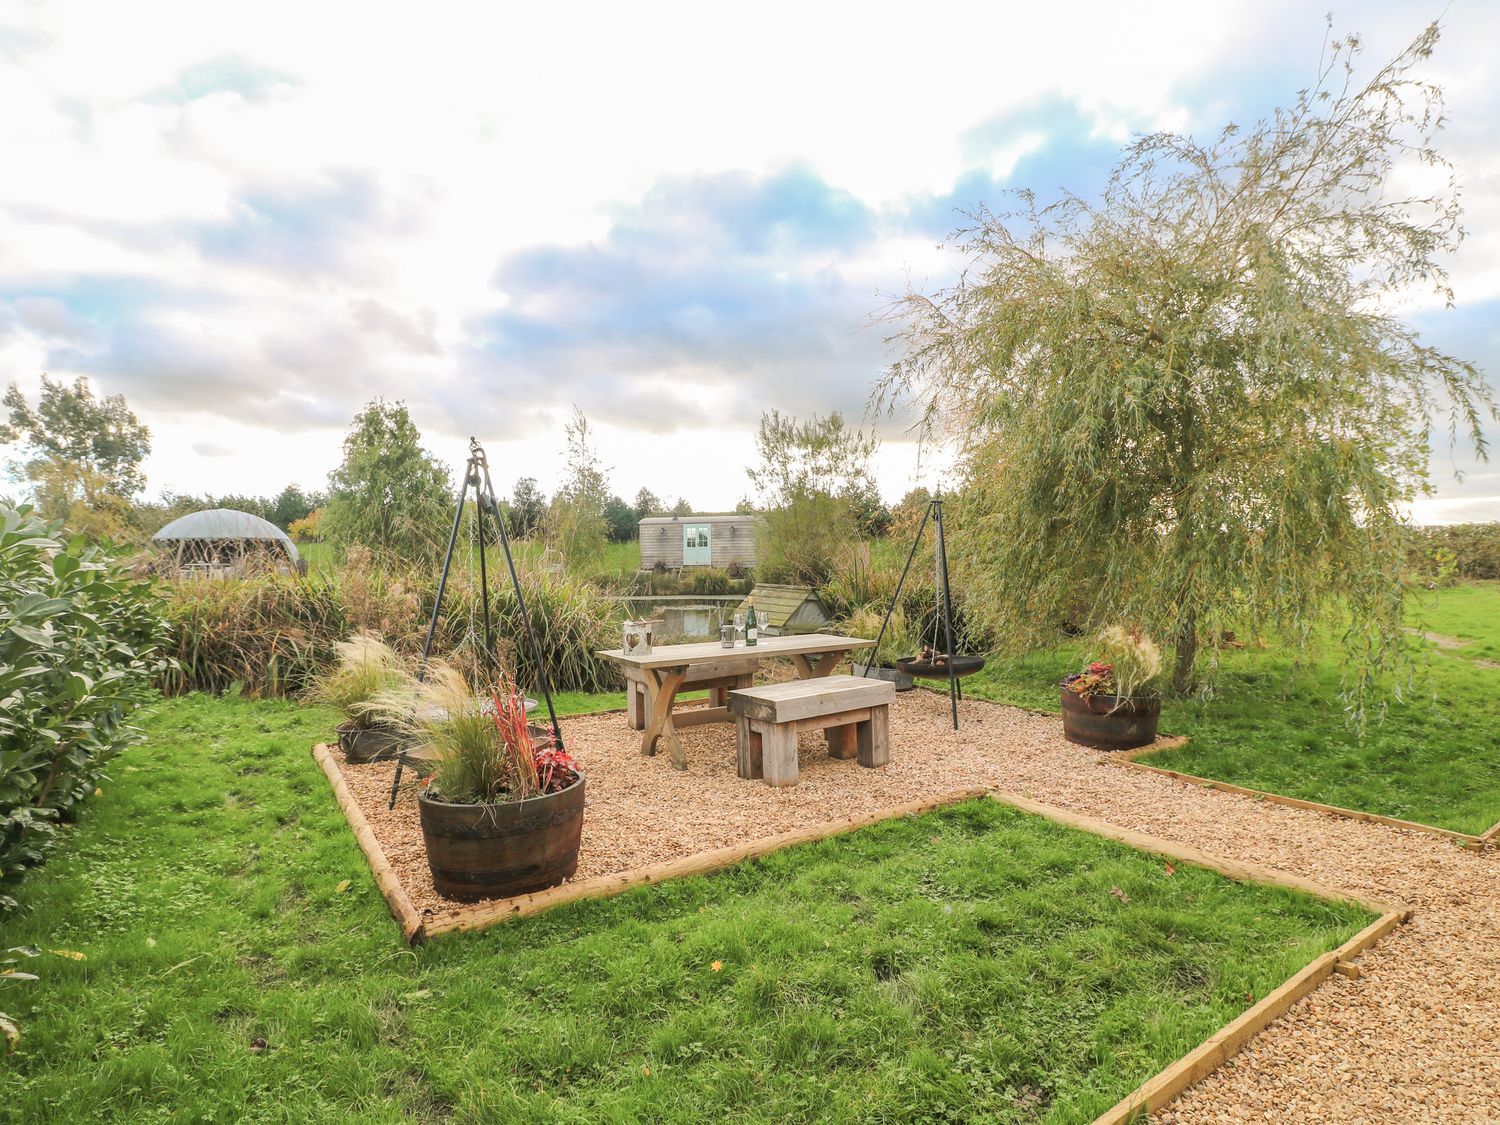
[962,581,1500,836]
[0,694,1371,1124]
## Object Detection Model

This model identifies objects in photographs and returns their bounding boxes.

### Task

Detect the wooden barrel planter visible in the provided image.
[419,773,586,901]
[1059,688,1161,751]
[338,722,403,764]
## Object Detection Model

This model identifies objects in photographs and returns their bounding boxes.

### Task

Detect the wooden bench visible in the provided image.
[619,657,758,731]
[727,674,895,787]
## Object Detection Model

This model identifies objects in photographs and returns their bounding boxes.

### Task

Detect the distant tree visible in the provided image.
[214,494,272,521]
[288,508,324,543]
[671,497,693,517]
[734,496,757,515]
[603,495,637,542]
[545,407,610,569]
[845,479,893,539]
[880,23,1494,708]
[632,487,663,520]
[1,375,150,530]
[508,477,548,538]
[322,400,451,563]
[746,410,879,507]
[268,484,319,531]
[747,410,880,585]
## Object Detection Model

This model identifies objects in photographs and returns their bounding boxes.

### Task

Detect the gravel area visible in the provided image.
[330,688,1500,1122]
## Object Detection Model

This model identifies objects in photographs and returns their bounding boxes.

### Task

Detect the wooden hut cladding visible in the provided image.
[638,514,759,569]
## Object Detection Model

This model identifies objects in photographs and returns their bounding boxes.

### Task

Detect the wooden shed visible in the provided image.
[735,584,830,636]
[639,514,758,569]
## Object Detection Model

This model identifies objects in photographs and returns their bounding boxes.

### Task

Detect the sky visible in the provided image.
[1,0,1498,521]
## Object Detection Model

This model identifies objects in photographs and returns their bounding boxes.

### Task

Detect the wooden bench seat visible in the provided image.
[727,674,895,787]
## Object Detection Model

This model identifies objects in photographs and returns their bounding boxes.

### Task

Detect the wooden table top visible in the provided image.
[597,632,874,670]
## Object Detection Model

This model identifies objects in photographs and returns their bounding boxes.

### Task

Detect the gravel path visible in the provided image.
[332,689,1499,1122]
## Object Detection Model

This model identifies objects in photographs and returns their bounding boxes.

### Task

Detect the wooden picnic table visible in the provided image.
[596,633,876,770]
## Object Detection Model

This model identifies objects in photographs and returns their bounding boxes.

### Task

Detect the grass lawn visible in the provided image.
[962,582,1500,836]
[1,694,1370,1124]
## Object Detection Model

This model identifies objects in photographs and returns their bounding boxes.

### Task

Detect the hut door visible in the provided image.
[683,524,711,566]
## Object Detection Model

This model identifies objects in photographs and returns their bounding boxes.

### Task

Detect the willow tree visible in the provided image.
[879,24,1493,708]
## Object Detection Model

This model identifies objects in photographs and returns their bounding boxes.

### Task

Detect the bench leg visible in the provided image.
[628,682,645,730]
[857,705,890,769]
[736,717,763,779]
[761,723,799,787]
[826,724,857,760]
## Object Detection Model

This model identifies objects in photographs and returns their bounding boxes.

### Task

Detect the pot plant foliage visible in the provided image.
[879,23,1495,721]
[307,632,407,728]
[1063,626,1165,701]
[402,665,578,804]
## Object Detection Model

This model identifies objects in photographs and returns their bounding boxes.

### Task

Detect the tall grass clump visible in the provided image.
[160,573,347,697]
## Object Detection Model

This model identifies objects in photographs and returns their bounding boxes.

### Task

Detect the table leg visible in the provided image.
[640,666,688,769]
[791,650,849,679]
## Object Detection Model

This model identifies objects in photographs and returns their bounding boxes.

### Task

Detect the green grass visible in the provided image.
[1406,580,1500,662]
[961,582,1500,836]
[1,694,1370,1123]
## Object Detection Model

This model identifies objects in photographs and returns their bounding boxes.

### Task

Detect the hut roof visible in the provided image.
[639,514,756,526]
[152,508,300,563]
[737,584,826,629]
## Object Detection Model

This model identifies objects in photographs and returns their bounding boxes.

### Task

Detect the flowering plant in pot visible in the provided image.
[402,665,584,902]
[307,633,410,763]
[1059,626,1165,751]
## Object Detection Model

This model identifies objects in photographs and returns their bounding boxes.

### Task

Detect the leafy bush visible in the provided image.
[1410,523,1500,582]
[0,505,170,911]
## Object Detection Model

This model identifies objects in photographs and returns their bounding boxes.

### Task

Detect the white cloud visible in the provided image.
[0,0,1495,515]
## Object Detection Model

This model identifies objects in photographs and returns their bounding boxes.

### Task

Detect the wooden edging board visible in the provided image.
[1105,738,1495,851]
[311,743,427,944]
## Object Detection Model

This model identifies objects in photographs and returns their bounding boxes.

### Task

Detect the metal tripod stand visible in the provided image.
[860,495,963,730]
[386,437,563,808]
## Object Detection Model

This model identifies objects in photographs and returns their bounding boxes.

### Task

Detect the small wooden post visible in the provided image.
[826,724,858,759]
[627,682,646,730]
[761,723,799,787]
[857,705,890,768]
[735,717,764,779]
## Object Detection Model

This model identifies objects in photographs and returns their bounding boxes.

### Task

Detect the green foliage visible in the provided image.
[632,487,664,520]
[1410,523,1500,582]
[749,410,884,588]
[321,400,452,564]
[883,25,1494,714]
[760,494,858,587]
[0,504,170,913]
[0,706,1371,1120]
[603,495,637,542]
[2,375,151,503]
[506,477,548,539]
[545,407,611,570]
[841,604,922,667]
[490,569,622,695]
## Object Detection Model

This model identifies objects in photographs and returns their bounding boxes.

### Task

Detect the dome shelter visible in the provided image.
[151,508,305,577]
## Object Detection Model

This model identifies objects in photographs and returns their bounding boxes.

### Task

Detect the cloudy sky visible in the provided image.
[2,0,1497,519]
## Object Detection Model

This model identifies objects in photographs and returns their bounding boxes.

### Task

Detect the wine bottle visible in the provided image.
[745,596,758,646]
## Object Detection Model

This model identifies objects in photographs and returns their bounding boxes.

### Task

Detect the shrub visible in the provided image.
[0,505,170,911]
[1409,523,1500,582]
